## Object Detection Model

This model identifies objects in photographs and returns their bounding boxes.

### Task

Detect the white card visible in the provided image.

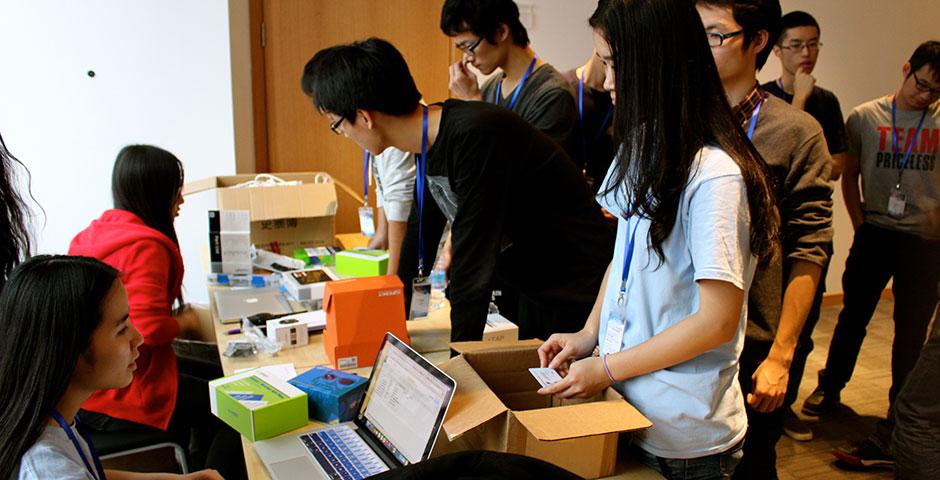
[602,313,625,355]
[358,206,375,237]
[529,367,563,388]
[888,190,906,218]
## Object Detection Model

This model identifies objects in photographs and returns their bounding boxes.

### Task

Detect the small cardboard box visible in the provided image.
[209,367,308,442]
[482,313,518,343]
[185,173,337,254]
[438,341,651,479]
[288,366,368,424]
[323,276,409,369]
[280,267,339,305]
[335,249,389,277]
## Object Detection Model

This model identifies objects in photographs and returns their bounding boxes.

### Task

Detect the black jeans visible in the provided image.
[820,223,940,406]
[733,339,785,480]
[784,249,831,407]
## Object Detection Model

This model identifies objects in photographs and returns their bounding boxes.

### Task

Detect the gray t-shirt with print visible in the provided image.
[16,425,97,480]
[847,96,940,238]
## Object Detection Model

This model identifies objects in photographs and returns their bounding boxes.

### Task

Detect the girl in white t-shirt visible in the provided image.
[0,256,221,480]
[538,1,779,478]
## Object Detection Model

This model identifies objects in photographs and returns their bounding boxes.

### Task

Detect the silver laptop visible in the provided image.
[255,332,456,479]
[214,286,292,324]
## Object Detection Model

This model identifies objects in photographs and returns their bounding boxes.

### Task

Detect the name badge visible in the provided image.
[409,276,431,320]
[601,300,626,355]
[888,190,906,219]
[358,206,375,237]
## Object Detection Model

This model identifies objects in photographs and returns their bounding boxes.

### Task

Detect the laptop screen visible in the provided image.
[357,333,456,466]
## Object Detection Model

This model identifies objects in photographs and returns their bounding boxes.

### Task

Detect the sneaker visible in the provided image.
[802,385,840,416]
[783,408,813,441]
[832,439,894,469]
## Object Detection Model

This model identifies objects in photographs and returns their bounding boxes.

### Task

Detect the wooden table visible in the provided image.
[210,289,661,479]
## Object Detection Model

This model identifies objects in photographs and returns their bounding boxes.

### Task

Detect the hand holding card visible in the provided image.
[529,367,563,388]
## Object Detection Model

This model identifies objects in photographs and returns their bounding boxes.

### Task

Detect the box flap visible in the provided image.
[183,176,222,196]
[510,393,651,441]
[438,356,507,440]
[449,338,543,355]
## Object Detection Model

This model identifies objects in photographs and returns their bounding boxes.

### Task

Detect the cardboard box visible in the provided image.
[280,267,339,305]
[185,173,337,254]
[209,367,308,442]
[323,276,409,369]
[482,313,518,343]
[288,366,368,424]
[335,249,389,277]
[437,341,651,479]
[208,210,252,274]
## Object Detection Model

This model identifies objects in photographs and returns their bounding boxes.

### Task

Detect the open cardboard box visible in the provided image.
[436,340,651,479]
[184,172,337,253]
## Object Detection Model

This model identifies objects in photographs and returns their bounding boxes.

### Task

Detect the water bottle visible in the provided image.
[429,268,447,311]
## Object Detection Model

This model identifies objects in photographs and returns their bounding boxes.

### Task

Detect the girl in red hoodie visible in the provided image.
[69,145,243,478]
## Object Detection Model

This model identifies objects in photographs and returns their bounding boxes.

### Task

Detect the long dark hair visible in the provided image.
[0,132,33,286]
[593,0,779,266]
[0,255,119,478]
[112,144,184,246]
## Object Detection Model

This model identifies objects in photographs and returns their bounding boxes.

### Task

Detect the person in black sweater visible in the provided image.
[301,38,613,342]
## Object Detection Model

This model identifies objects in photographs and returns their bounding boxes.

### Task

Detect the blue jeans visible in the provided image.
[634,440,744,480]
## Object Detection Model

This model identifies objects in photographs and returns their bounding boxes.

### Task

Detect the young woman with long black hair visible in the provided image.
[0,131,32,287]
[538,0,780,478]
[68,145,243,478]
[0,255,221,479]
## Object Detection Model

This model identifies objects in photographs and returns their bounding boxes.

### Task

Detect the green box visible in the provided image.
[209,368,308,442]
[293,246,336,267]
[335,249,389,277]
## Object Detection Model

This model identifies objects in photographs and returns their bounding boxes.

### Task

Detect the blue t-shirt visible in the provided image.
[596,146,755,459]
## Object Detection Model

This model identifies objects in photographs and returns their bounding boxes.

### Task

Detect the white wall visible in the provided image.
[0,0,245,304]
[523,0,940,294]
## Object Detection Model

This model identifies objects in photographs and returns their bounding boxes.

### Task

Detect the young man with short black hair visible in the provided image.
[761,9,849,443]
[440,0,581,167]
[301,38,613,343]
[804,40,940,470]
[695,1,834,478]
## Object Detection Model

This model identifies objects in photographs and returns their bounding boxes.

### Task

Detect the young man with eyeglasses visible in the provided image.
[440,0,581,169]
[301,38,613,344]
[803,40,940,470]
[757,9,849,444]
[695,1,833,478]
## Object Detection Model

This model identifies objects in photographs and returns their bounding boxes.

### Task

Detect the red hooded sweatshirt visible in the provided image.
[69,209,183,430]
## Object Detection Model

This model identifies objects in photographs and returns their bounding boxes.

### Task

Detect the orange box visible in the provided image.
[322,276,408,369]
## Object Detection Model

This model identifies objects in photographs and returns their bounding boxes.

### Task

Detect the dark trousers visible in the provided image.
[784,251,830,407]
[892,307,940,480]
[820,223,940,406]
[516,291,592,341]
[734,339,785,480]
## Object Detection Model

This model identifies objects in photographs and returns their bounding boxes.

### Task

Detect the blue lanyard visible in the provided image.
[617,217,641,305]
[415,106,430,276]
[746,96,765,141]
[495,55,538,111]
[362,149,372,205]
[50,410,104,480]
[891,97,928,189]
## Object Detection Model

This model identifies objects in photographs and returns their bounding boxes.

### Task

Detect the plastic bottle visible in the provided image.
[429,268,447,311]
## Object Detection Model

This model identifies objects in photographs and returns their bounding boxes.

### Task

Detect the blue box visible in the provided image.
[288,366,367,424]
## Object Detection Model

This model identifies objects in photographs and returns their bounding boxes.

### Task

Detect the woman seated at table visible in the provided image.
[0,255,221,479]
[69,145,243,478]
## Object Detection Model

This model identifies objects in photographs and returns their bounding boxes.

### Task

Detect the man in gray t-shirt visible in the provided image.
[803,40,940,470]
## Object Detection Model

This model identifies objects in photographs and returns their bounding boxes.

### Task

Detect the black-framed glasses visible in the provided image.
[707,29,744,47]
[329,116,345,135]
[780,41,822,52]
[457,36,483,55]
[912,71,940,97]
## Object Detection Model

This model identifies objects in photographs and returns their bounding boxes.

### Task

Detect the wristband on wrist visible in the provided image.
[602,353,617,384]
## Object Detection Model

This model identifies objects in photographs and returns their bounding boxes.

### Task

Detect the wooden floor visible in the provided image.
[777,300,898,479]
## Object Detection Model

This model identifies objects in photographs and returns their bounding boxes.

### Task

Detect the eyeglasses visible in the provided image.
[780,41,822,52]
[456,36,483,55]
[707,29,744,47]
[911,70,940,97]
[329,116,345,135]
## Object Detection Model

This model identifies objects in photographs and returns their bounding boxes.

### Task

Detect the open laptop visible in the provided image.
[254,332,456,479]
[214,286,292,324]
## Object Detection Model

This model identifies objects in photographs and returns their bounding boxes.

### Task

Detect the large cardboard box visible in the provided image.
[437,341,651,479]
[322,276,409,369]
[184,173,337,253]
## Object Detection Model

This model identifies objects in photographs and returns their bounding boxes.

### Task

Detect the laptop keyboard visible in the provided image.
[300,426,390,479]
